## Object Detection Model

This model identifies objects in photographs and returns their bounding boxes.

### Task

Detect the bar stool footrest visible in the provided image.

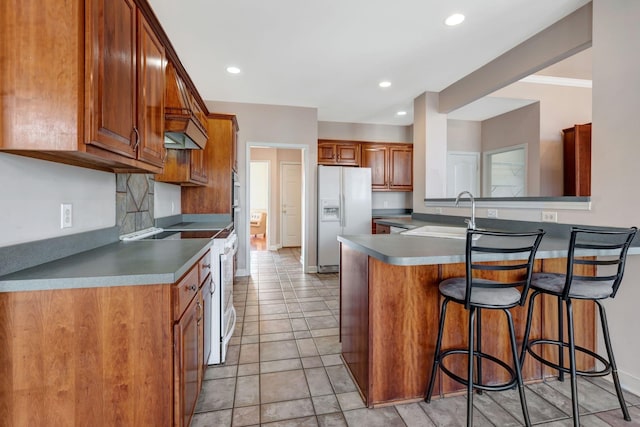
[527,339,612,377]
[440,348,518,392]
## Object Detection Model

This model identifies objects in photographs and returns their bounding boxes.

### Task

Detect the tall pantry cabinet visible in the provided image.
[562,123,591,196]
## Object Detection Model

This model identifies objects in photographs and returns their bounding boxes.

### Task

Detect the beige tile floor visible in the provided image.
[191,248,640,427]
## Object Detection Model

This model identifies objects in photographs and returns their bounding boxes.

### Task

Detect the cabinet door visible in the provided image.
[174,295,200,427]
[389,146,413,191]
[336,144,360,166]
[361,145,388,190]
[86,0,137,158]
[190,149,208,184]
[136,11,166,167]
[318,142,337,164]
[197,287,205,392]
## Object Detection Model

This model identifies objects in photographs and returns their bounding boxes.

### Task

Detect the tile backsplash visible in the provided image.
[116,174,154,235]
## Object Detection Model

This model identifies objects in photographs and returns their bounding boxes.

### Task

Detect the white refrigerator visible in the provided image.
[317,165,372,273]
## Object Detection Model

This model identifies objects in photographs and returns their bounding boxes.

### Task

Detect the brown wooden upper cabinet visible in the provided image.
[318,140,361,166]
[0,0,170,173]
[361,143,413,191]
[182,114,239,214]
[154,148,208,186]
[85,0,167,169]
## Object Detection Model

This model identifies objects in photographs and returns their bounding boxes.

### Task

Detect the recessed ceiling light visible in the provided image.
[396,111,407,116]
[226,66,241,74]
[445,13,465,26]
[379,81,392,88]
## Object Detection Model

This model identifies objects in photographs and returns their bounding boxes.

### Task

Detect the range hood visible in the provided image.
[164,61,208,149]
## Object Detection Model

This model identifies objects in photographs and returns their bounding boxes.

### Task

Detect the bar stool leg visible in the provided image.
[425,298,450,402]
[505,308,532,427]
[566,299,580,427]
[476,308,483,393]
[467,307,476,427]
[596,301,631,421]
[520,290,540,367]
[558,295,565,382]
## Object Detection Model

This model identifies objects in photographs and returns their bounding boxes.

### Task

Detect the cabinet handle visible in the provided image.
[189,284,197,292]
[196,301,202,322]
[132,127,140,150]
[203,263,211,269]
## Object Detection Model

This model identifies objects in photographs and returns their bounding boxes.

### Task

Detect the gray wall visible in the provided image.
[206,100,318,275]
[482,103,541,196]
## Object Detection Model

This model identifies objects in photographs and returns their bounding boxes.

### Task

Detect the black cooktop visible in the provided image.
[143,229,228,240]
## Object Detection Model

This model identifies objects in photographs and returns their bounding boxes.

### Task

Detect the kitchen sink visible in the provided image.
[401,225,480,240]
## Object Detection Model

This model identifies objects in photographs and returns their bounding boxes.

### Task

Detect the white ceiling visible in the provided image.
[147,0,591,125]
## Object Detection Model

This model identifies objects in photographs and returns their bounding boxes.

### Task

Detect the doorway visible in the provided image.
[249,160,269,251]
[248,146,305,260]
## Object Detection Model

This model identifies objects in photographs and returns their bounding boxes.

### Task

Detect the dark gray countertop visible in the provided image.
[338,232,640,266]
[0,239,212,292]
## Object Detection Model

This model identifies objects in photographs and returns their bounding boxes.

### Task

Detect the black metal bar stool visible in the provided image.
[425,229,545,427]
[520,226,637,427]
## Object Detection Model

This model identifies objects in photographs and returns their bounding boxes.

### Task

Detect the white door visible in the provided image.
[281,162,302,247]
[447,152,480,197]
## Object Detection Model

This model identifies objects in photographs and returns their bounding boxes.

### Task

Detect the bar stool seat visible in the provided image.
[425,228,545,427]
[439,277,522,306]
[529,272,614,299]
[520,226,638,427]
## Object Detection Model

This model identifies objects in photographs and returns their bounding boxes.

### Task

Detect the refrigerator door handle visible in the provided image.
[340,193,345,227]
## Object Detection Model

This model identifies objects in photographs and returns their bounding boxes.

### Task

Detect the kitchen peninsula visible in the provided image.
[337,229,636,408]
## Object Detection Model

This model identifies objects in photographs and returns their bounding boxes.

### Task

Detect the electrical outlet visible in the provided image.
[541,211,558,223]
[383,201,389,208]
[61,203,73,228]
[487,209,498,218]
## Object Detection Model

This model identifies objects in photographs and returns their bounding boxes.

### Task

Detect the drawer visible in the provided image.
[198,250,211,285]
[173,266,199,321]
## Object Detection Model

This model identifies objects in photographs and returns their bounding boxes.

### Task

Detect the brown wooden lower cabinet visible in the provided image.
[339,245,595,407]
[0,251,210,426]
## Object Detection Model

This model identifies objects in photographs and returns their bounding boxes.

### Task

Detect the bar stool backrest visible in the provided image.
[464,229,545,309]
[563,226,638,300]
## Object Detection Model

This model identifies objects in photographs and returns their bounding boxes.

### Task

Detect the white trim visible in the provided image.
[519,74,592,88]
[425,199,591,210]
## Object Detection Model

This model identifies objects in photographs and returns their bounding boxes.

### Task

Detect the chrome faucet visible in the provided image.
[455,191,476,230]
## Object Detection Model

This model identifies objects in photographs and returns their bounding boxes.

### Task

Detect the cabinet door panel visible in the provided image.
[318,143,337,164]
[174,296,200,427]
[389,147,413,190]
[87,0,137,158]
[336,144,360,166]
[361,146,387,189]
[137,12,165,167]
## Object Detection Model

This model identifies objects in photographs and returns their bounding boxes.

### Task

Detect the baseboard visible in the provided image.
[235,268,249,277]
[619,369,640,396]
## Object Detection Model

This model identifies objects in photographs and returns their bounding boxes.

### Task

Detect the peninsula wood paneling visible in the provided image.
[368,258,440,405]
[339,246,370,398]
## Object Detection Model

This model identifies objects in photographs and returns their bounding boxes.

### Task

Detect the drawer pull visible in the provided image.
[189,284,197,292]
[203,263,211,269]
